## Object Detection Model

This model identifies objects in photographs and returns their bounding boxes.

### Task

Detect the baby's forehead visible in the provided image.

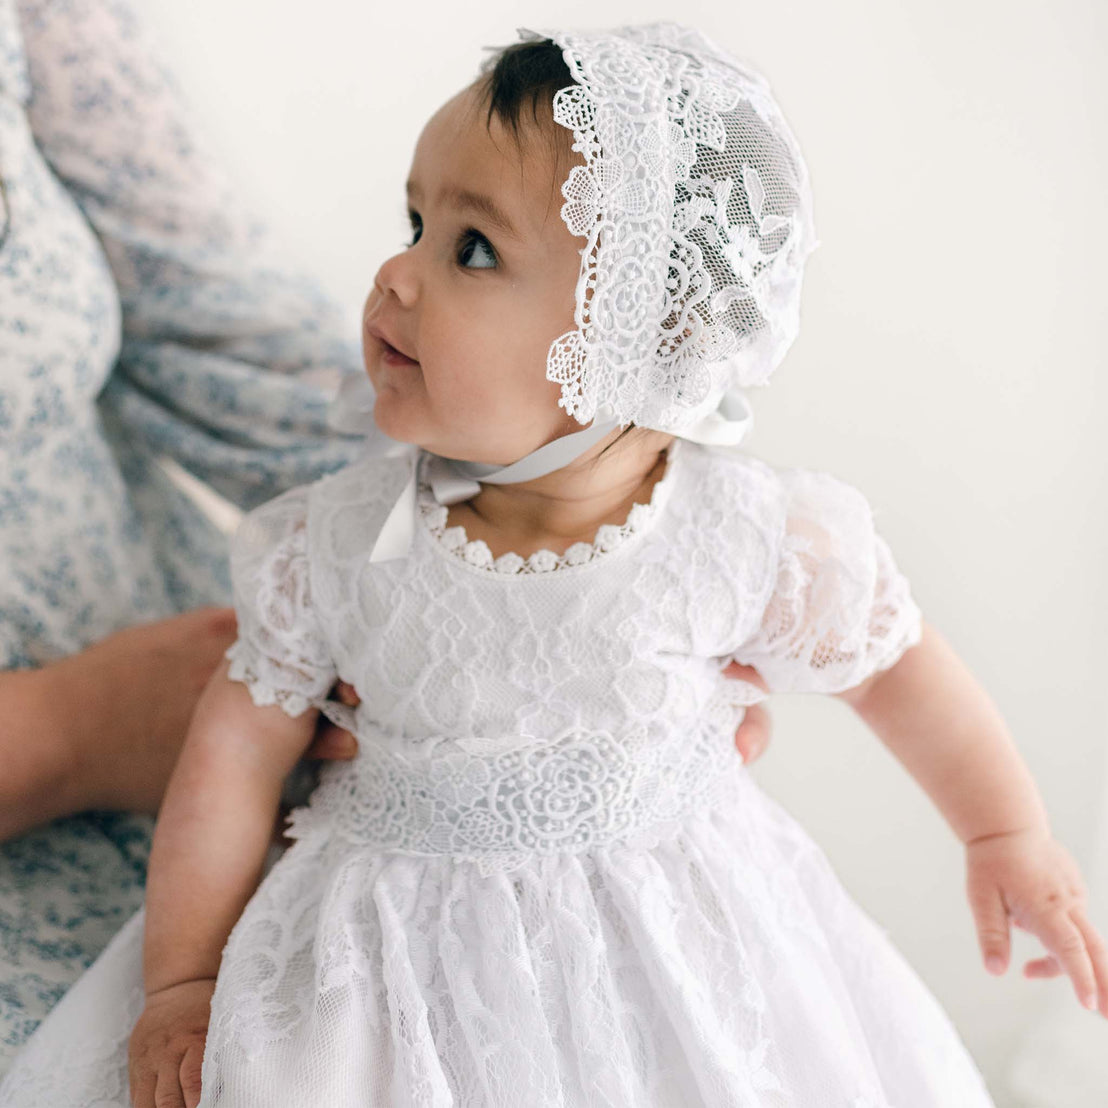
[409,85,576,237]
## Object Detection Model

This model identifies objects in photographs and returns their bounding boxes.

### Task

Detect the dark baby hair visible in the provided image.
[471,32,805,461]
[472,38,651,460]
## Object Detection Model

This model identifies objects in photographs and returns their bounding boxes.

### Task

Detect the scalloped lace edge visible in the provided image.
[415,441,682,575]
[225,643,314,718]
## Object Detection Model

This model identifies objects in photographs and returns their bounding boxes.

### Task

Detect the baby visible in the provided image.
[2,21,1104,1108]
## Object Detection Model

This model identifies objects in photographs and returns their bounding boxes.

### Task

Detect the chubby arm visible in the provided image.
[827,620,1107,1017]
[729,464,1106,1012]
[829,619,1049,843]
[142,657,319,994]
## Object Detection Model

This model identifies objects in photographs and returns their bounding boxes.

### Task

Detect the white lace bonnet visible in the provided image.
[331,20,820,562]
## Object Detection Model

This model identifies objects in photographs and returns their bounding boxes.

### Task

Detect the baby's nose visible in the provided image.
[372,250,419,308]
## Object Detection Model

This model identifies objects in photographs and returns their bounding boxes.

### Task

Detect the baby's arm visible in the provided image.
[828,620,1108,1017]
[128,657,320,1108]
[142,656,317,990]
[831,620,1046,842]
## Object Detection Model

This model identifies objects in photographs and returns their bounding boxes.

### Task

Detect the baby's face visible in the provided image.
[362,83,585,464]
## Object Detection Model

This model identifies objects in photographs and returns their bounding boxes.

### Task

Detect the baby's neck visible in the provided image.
[448,437,675,559]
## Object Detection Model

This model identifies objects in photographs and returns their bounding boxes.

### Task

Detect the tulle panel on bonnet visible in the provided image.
[511,21,820,437]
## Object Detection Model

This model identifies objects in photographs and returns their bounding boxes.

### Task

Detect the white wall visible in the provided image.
[143,1,1108,1102]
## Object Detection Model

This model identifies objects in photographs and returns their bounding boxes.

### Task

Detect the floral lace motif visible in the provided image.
[415,439,683,575]
[225,640,316,718]
[729,468,924,694]
[284,697,749,880]
[519,21,819,433]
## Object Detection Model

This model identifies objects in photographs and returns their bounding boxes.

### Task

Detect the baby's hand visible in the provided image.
[128,977,216,1108]
[965,826,1108,1018]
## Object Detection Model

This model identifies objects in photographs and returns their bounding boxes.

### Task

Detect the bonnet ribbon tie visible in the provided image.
[327,374,755,565]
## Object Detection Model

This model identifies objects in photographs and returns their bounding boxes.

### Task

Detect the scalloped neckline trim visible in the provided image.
[415,439,684,575]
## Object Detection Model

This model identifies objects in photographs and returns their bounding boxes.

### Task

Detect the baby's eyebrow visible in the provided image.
[405,179,522,241]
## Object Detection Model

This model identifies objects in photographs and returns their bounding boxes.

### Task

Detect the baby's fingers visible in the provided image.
[129,1069,156,1108]
[967,877,1010,974]
[1023,954,1063,978]
[1021,913,1107,1017]
[153,1066,188,1108]
[1035,909,1099,1012]
[1071,906,1108,1018]
[180,1040,205,1108]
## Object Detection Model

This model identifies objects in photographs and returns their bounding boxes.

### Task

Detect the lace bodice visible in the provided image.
[224,442,922,875]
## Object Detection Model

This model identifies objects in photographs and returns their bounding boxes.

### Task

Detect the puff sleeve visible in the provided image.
[730,468,923,695]
[223,485,338,718]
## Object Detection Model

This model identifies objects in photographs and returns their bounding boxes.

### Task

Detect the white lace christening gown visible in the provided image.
[0,438,998,1107]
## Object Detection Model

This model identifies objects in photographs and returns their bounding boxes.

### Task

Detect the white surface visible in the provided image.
[143,1,1108,1102]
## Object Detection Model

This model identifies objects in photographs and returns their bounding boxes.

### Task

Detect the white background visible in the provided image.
[142,1,1108,1101]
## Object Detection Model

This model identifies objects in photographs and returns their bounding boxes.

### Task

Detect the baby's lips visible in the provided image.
[383,342,419,366]
[366,319,419,363]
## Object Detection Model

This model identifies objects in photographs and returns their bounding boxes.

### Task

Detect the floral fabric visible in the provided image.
[0,0,365,1076]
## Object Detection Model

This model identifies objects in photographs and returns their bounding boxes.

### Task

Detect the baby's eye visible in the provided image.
[457,230,497,270]
[401,211,496,270]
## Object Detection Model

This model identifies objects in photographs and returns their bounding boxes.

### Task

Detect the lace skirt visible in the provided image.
[0,744,997,1108]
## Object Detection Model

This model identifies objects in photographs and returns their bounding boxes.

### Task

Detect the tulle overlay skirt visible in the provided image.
[0,767,996,1107]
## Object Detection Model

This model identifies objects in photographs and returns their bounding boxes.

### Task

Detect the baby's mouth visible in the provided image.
[364,317,420,366]
[380,338,419,367]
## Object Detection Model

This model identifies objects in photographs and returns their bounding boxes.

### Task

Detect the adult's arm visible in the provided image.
[16,0,371,512]
[0,608,239,842]
[0,669,80,841]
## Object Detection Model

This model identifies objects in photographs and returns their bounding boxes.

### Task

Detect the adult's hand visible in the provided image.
[0,606,375,843]
[302,680,362,762]
[1,607,240,841]
[721,659,772,764]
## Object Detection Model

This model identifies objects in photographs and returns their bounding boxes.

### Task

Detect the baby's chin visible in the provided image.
[368,393,567,466]
[369,398,468,460]
[365,387,416,439]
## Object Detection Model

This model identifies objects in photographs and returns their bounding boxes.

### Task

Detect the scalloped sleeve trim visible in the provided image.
[223,484,337,718]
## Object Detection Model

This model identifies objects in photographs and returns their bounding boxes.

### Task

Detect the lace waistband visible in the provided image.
[283,710,747,877]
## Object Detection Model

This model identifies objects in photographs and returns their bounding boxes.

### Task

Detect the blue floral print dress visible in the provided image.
[0,0,366,1077]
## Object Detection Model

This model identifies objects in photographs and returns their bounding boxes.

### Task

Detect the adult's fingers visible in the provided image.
[734,702,770,764]
[720,660,768,692]
[303,722,359,761]
[333,680,361,706]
